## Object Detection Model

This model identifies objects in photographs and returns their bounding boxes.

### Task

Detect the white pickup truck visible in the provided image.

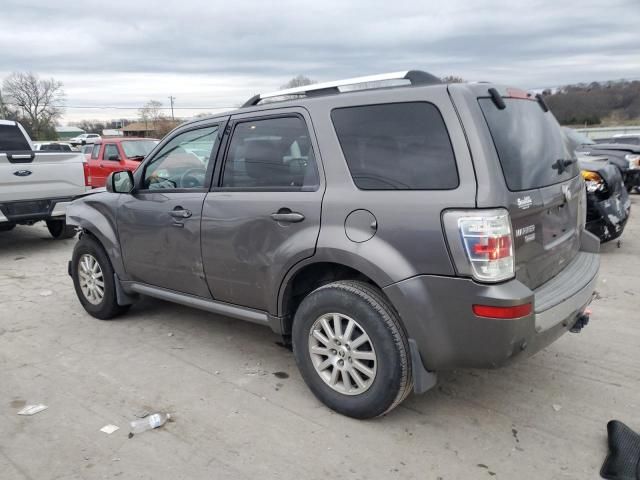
[0,120,89,238]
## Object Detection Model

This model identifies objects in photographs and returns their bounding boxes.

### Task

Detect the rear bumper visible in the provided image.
[384,247,599,372]
[0,197,73,224]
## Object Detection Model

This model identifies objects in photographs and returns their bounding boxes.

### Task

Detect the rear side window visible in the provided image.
[221,116,319,190]
[479,98,578,191]
[0,124,30,151]
[91,144,100,159]
[331,102,458,190]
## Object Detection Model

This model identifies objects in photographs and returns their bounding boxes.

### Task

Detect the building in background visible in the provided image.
[122,120,180,138]
[55,126,85,140]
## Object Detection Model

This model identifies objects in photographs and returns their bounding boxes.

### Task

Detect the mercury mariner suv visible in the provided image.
[67,71,599,419]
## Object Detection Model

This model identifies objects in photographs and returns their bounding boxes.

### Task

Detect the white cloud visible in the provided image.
[1,0,638,123]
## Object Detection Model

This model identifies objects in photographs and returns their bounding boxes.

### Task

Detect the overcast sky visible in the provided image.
[1,0,638,123]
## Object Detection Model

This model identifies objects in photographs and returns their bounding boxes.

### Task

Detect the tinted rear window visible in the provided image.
[331,102,458,190]
[0,124,30,151]
[479,98,577,191]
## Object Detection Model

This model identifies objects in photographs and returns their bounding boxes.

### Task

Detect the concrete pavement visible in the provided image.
[1,196,639,479]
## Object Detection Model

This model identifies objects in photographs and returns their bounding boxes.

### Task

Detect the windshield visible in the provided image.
[563,127,595,146]
[479,98,578,191]
[121,140,158,159]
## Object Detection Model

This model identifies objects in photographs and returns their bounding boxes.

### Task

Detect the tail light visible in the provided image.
[83,160,92,187]
[443,209,515,283]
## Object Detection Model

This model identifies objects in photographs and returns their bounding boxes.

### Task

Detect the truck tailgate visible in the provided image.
[0,152,86,203]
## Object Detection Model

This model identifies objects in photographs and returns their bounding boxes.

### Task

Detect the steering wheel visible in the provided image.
[180,168,207,189]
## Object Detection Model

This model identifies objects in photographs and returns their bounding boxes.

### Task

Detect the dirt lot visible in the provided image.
[1,196,639,480]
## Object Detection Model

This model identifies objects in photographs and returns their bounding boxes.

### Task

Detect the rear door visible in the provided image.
[87,144,104,187]
[477,95,582,289]
[201,109,324,312]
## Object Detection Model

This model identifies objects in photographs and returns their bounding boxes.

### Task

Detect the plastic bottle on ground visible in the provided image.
[129,413,171,434]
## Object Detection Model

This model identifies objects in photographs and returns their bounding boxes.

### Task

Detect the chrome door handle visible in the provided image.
[170,208,192,219]
[271,209,305,223]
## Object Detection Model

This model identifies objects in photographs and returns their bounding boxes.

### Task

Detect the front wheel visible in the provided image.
[0,223,16,232]
[292,280,413,419]
[46,219,77,239]
[71,234,130,319]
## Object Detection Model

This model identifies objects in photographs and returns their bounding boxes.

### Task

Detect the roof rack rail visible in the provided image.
[242,70,441,107]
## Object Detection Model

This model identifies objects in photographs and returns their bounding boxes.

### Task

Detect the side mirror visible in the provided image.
[106,170,135,194]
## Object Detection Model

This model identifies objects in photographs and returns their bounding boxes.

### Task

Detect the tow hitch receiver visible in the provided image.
[570,309,591,333]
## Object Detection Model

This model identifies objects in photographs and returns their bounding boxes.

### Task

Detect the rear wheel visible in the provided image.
[46,219,77,239]
[71,234,130,319]
[292,280,412,419]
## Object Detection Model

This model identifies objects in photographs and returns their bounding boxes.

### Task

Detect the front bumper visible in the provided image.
[383,247,599,373]
[586,188,631,242]
[0,197,73,224]
[623,170,640,190]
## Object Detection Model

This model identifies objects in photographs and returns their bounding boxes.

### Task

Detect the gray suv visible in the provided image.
[67,71,599,418]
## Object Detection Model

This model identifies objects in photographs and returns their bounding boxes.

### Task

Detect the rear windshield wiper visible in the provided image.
[552,158,576,174]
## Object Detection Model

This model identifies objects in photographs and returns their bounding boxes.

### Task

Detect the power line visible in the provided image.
[4,103,236,110]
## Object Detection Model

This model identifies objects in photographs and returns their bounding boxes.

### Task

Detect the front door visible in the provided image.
[100,143,124,185]
[202,110,324,312]
[118,121,225,297]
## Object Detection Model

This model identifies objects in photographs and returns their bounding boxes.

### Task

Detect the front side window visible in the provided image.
[143,125,219,190]
[103,144,120,161]
[331,102,458,190]
[221,116,319,190]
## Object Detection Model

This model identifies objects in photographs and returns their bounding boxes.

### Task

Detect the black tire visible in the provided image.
[0,223,16,232]
[292,280,413,419]
[71,234,130,320]
[46,219,77,239]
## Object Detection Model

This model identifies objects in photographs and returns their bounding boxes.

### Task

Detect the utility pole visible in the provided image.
[168,96,175,121]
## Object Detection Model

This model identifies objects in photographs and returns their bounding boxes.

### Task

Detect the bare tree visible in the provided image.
[280,75,315,90]
[441,75,465,84]
[138,100,165,129]
[2,72,65,139]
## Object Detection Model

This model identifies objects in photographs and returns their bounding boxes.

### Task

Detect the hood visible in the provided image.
[578,158,621,185]
[578,143,640,154]
[72,187,106,201]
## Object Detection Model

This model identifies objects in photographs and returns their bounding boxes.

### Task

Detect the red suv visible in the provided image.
[87,138,158,188]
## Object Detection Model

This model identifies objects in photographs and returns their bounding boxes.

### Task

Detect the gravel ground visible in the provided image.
[1,196,639,479]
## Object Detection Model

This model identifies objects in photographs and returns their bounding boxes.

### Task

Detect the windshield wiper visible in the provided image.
[552,158,576,174]
[128,155,145,160]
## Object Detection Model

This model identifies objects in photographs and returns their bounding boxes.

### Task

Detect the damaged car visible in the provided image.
[577,154,631,242]
[564,127,640,193]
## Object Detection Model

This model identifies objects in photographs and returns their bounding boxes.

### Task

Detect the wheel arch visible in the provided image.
[277,252,396,334]
[66,199,126,278]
